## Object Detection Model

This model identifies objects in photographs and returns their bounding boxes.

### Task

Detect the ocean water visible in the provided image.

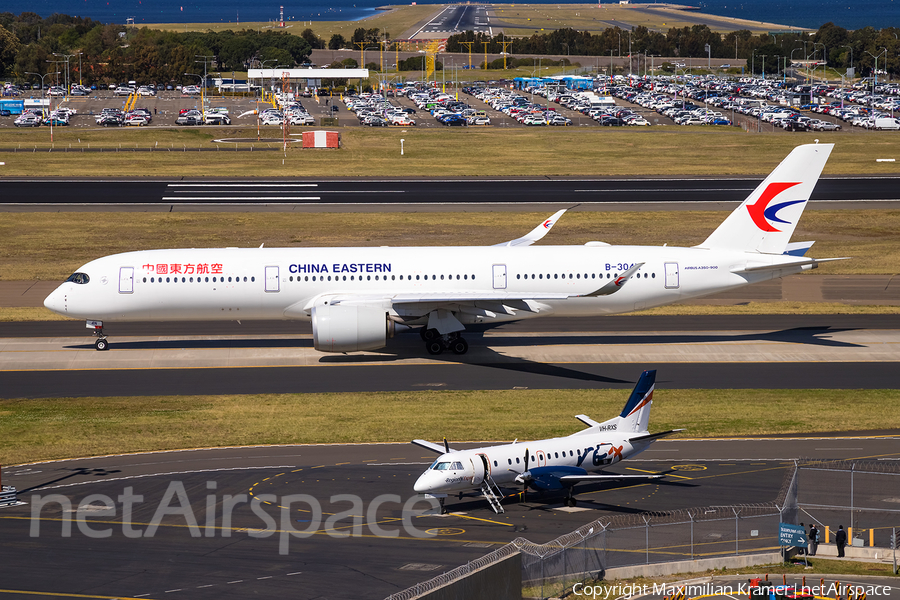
[2,0,896,30]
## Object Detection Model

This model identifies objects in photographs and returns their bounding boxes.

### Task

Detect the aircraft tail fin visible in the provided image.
[698,143,833,255]
[588,370,656,435]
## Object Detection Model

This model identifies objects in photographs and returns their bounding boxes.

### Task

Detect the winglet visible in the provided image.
[581,263,644,297]
[493,209,567,247]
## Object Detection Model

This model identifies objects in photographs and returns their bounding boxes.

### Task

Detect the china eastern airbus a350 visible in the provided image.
[44,143,841,354]
[413,369,679,513]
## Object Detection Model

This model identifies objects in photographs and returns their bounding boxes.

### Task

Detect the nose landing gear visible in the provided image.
[88,320,109,351]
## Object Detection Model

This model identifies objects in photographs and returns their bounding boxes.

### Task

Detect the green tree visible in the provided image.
[0,23,20,76]
[328,33,345,50]
[300,28,324,49]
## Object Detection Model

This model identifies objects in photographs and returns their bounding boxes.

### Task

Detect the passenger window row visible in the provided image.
[493,450,576,467]
[143,276,255,283]
[288,274,476,282]
[517,272,655,280]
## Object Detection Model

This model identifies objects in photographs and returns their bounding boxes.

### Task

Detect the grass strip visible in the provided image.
[2,389,899,465]
[2,209,899,282]
[1,129,899,177]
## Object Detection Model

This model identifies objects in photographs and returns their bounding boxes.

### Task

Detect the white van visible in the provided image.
[873,117,900,130]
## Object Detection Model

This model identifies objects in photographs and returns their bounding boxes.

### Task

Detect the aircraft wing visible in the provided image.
[558,473,665,484]
[412,439,453,454]
[492,209,567,247]
[580,263,644,297]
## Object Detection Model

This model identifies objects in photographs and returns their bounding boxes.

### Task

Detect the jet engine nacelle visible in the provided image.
[311,303,393,352]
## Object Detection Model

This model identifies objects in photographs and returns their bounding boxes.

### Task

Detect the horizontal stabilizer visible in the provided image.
[784,241,815,257]
[493,209,567,247]
[412,439,453,454]
[575,414,601,428]
[731,256,850,274]
[629,429,685,443]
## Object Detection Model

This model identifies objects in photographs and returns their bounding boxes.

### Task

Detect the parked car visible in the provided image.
[205,113,231,125]
[175,114,202,126]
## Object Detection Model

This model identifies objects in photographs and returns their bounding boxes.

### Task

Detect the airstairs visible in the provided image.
[480,475,505,514]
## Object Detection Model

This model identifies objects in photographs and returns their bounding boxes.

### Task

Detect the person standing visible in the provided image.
[808,524,819,556]
[835,525,847,558]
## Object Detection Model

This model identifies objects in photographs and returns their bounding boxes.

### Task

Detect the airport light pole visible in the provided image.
[26,71,60,143]
[865,47,887,92]
[53,53,75,93]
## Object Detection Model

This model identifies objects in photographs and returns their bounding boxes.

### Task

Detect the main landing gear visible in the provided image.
[420,328,469,356]
[564,489,578,507]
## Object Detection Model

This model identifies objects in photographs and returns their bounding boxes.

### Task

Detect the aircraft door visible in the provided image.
[492,264,507,290]
[264,266,280,292]
[118,267,134,294]
[664,262,680,289]
[470,454,487,485]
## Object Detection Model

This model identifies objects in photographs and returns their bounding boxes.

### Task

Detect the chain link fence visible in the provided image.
[782,458,900,549]
[385,459,900,600]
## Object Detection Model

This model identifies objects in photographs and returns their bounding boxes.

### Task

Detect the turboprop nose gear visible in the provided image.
[87,320,109,351]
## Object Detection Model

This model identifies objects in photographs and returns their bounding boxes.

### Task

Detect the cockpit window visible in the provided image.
[65,272,90,285]
[430,460,465,471]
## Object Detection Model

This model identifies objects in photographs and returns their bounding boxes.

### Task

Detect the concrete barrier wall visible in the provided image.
[603,552,784,581]
[418,552,522,600]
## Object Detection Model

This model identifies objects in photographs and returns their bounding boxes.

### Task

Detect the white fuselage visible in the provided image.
[413,429,648,494]
[43,244,803,325]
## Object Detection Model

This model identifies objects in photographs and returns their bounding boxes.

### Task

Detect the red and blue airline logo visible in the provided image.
[542,219,554,229]
[747,182,803,232]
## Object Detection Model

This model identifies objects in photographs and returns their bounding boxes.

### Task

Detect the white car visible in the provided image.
[261,114,284,126]
[137,87,156,96]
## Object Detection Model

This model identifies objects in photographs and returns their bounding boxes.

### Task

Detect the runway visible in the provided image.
[2,437,898,600]
[2,177,900,210]
[2,315,898,398]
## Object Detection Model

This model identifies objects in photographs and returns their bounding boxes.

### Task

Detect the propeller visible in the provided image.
[514,448,531,503]
[443,438,450,453]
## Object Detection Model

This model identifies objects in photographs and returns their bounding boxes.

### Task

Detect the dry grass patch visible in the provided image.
[1,210,898,282]
[2,389,899,464]
[1,129,899,178]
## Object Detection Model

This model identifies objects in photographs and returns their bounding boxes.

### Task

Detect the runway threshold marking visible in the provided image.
[0,589,149,600]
